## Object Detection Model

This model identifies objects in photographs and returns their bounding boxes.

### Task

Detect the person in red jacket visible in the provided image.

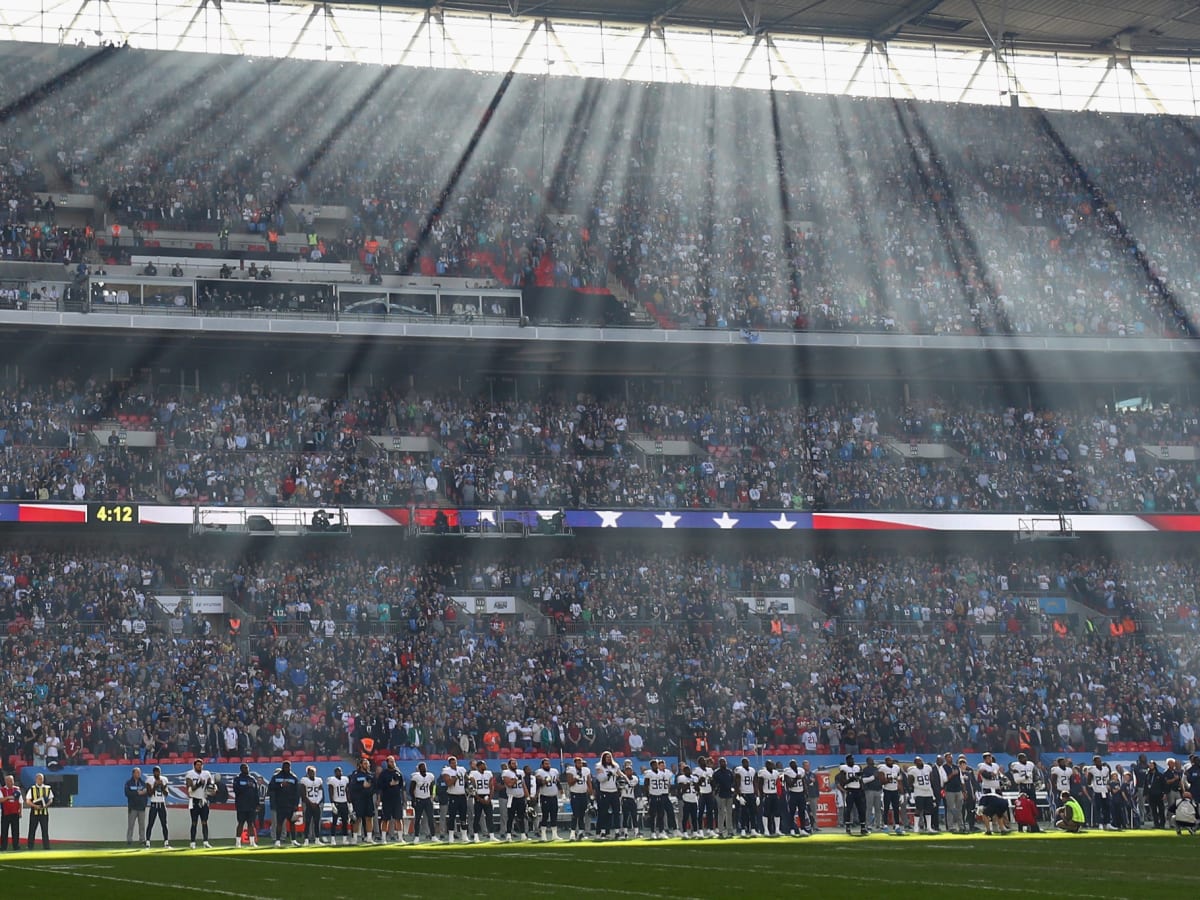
[0,774,21,850]
[1014,792,1041,832]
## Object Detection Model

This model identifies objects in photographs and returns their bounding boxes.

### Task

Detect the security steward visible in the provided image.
[26,772,54,849]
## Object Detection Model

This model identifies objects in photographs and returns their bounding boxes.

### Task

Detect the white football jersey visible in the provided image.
[468,769,494,798]
[567,766,591,793]
[441,765,467,796]
[185,769,214,801]
[909,764,935,798]
[1085,764,1111,795]
[595,763,621,793]
[733,765,757,794]
[326,775,349,804]
[878,764,903,791]
[644,768,673,796]
[502,768,527,798]
[1010,760,1036,785]
[758,768,781,795]
[977,761,1002,790]
[410,771,436,800]
[1049,765,1074,794]
[300,776,324,805]
[535,767,560,797]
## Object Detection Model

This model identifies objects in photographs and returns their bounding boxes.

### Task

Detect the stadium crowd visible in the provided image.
[2,45,1200,337]
[1,545,1197,779]
[0,375,1196,513]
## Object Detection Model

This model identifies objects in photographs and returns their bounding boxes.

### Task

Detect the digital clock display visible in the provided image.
[88,503,140,524]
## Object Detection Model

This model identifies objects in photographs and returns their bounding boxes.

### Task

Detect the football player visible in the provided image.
[184,758,216,849]
[534,758,561,841]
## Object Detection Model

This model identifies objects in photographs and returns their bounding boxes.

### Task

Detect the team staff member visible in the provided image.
[26,772,54,849]
[146,766,170,847]
[409,762,437,843]
[861,757,883,832]
[441,756,469,844]
[326,766,351,845]
[468,761,499,842]
[377,757,406,844]
[299,765,325,845]
[501,759,528,841]
[124,766,148,846]
[534,758,561,842]
[232,763,259,848]
[977,791,1011,835]
[1055,791,1086,832]
[941,755,965,833]
[349,758,377,844]
[184,758,216,849]
[268,760,301,847]
[713,757,735,837]
[1,774,22,850]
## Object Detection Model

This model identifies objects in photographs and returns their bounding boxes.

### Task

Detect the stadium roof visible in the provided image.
[374,0,1200,54]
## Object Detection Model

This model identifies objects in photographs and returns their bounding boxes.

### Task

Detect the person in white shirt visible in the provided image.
[1085,755,1114,830]
[441,756,469,843]
[467,760,500,843]
[908,756,938,834]
[534,758,561,841]
[593,752,622,839]
[618,761,640,838]
[1009,752,1037,800]
[184,758,215,849]
[757,760,783,836]
[326,766,351,845]
[878,756,906,835]
[694,756,717,838]
[677,764,701,837]
[299,766,325,845]
[146,765,171,848]
[977,752,1003,794]
[836,755,867,836]
[1049,757,1076,800]
[501,759,528,841]
[733,757,758,837]
[566,757,592,840]
[408,763,437,843]
[644,759,674,839]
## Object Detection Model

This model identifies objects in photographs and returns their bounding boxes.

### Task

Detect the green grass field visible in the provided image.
[0,830,1192,899]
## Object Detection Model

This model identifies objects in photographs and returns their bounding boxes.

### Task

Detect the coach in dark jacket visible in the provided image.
[124,767,148,845]
[268,761,301,845]
[232,763,260,846]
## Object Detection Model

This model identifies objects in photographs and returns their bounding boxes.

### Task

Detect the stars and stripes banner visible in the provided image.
[0,503,1197,532]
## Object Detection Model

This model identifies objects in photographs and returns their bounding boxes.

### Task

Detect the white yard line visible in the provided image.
[221,853,676,899]
[0,862,282,900]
